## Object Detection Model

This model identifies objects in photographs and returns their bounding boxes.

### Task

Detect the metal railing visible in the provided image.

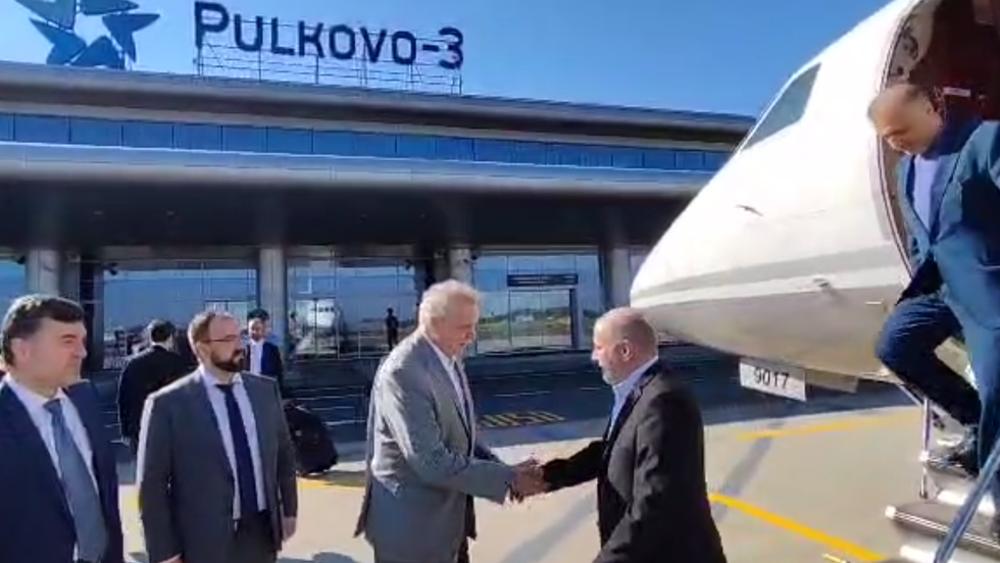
[897,384,944,499]
[902,369,1000,563]
[934,430,1000,562]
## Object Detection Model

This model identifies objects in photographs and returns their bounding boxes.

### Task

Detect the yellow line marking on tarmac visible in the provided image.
[710,493,885,562]
[128,482,883,561]
[737,410,919,441]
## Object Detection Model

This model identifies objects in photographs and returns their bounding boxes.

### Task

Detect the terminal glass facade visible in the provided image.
[630,248,650,279]
[0,113,730,172]
[287,253,420,360]
[0,256,25,313]
[100,258,257,369]
[471,252,602,354]
[28,244,648,369]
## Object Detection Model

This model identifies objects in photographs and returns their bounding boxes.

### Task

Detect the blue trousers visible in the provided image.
[875,293,980,426]
[877,292,1000,506]
[960,319,1000,504]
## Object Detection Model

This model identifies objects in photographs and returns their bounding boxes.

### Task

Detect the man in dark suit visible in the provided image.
[870,82,1000,534]
[243,317,285,390]
[0,294,124,563]
[117,319,187,451]
[533,307,725,563]
[137,310,298,563]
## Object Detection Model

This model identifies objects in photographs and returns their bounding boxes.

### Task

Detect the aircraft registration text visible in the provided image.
[738,359,807,401]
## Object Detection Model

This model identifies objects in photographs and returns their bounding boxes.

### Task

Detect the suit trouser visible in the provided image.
[956,317,1000,505]
[226,512,277,563]
[875,293,982,425]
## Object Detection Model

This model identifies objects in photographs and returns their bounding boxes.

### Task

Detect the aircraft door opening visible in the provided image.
[874,0,1000,379]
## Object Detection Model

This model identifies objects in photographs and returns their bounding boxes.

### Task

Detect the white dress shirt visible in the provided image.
[4,374,97,484]
[4,374,98,561]
[427,339,468,418]
[247,339,264,375]
[607,357,657,436]
[196,368,267,518]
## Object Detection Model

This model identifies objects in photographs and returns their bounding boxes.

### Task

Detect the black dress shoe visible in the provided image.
[939,427,980,477]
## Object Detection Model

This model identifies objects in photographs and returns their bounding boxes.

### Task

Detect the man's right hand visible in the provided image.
[510,461,547,501]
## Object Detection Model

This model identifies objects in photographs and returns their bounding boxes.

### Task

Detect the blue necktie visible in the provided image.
[216,384,259,517]
[45,399,108,563]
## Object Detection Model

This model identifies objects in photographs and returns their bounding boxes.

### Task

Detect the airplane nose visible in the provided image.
[630,176,755,344]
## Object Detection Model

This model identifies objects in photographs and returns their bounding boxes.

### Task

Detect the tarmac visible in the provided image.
[115,388,925,563]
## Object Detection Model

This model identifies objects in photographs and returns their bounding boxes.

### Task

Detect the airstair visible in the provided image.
[877,392,1000,563]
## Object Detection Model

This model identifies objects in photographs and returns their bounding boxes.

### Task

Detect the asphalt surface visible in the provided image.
[100,363,906,444]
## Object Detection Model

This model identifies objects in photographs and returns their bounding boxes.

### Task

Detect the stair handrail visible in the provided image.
[934,433,1000,563]
[896,384,934,499]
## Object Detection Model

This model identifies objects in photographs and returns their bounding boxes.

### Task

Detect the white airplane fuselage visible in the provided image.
[631,0,987,385]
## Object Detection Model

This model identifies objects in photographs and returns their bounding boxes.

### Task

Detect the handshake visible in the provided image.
[508,458,548,503]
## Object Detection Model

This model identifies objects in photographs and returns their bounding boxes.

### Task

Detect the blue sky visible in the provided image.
[2,0,889,117]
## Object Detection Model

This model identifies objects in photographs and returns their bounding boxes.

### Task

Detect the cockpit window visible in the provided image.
[740,63,821,151]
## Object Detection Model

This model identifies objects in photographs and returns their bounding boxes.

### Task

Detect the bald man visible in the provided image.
[869,82,982,475]
[536,308,726,563]
[868,82,1000,534]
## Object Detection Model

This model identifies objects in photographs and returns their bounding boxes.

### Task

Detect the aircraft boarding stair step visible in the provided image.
[876,451,1000,563]
[886,500,1000,563]
[923,453,996,518]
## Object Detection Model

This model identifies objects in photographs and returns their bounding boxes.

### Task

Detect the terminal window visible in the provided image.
[0,111,733,173]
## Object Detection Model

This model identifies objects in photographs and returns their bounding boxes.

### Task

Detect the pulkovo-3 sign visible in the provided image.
[11,0,463,70]
[195,1,465,70]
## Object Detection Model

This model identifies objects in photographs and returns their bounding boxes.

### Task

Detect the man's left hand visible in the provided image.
[282,517,297,541]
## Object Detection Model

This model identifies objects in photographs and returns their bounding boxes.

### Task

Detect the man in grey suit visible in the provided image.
[137,310,299,563]
[356,279,545,563]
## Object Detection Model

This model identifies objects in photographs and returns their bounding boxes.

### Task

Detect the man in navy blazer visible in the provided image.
[0,294,124,563]
[871,82,1000,534]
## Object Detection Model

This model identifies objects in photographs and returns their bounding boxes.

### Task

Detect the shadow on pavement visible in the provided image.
[279,555,362,563]
[128,551,362,563]
[115,385,913,486]
[480,385,911,450]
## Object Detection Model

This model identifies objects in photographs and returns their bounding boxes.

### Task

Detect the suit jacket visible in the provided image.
[242,341,285,385]
[355,332,513,563]
[137,371,298,563]
[0,379,125,563]
[542,364,726,563]
[896,119,1000,330]
[117,345,187,442]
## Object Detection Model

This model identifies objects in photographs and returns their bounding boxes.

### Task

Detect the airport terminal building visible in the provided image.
[0,3,753,375]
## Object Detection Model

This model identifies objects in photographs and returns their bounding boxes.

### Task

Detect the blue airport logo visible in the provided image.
[14,0,159,69]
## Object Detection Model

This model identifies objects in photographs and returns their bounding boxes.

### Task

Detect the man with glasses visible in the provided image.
[869,81,1000,538]
[137,310,298,563]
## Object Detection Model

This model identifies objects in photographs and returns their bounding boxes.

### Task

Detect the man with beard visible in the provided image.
[137,310,298,563]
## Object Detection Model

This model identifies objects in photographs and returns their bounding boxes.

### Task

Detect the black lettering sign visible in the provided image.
[233,14,262,52]
[507,273,579,288]
[751,366,789,389]
[269,17,295,56]
[359,27,386,62]
[194,1,229,49]
[391,30,417,65]
[195,3,466,70]
[328,24,355,60]
[298,21,324,57]
[438,26,463,70]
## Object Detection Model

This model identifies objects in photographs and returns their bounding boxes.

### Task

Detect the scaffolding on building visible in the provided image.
[193,20,464,95]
